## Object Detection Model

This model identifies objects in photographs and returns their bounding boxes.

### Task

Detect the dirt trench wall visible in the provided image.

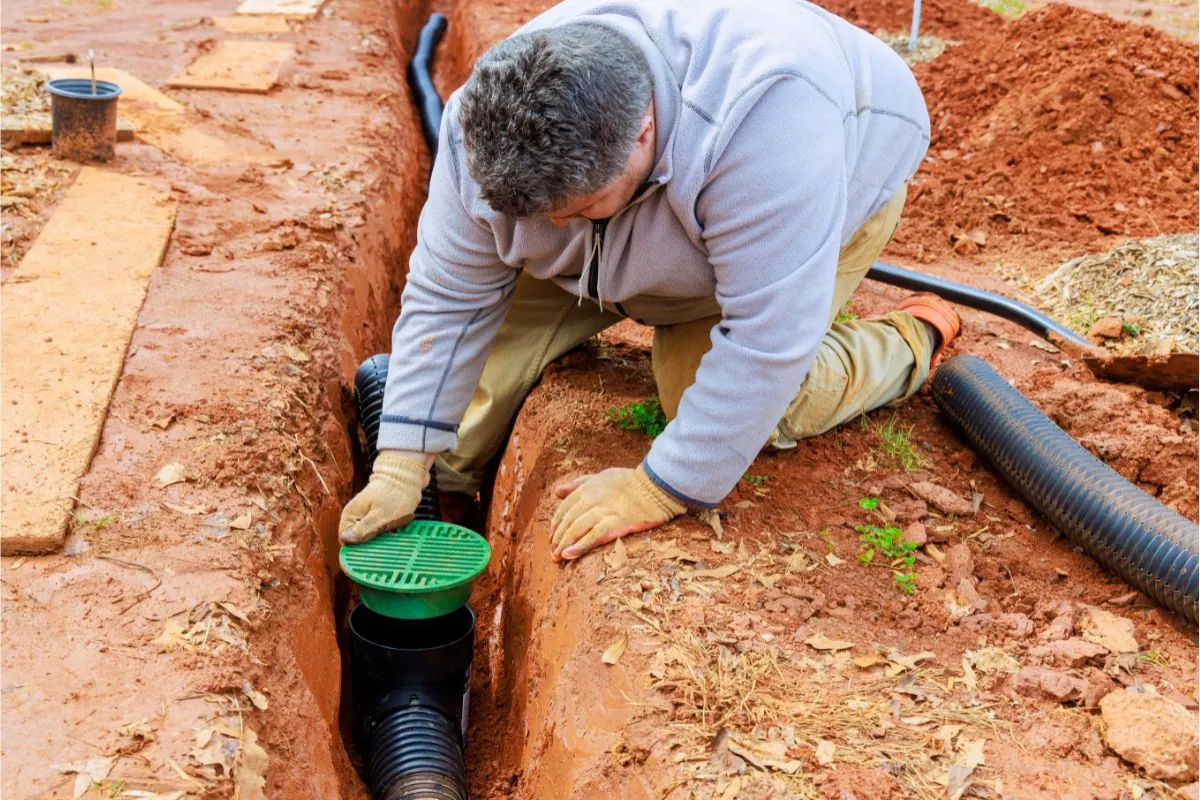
[274,0,438,795]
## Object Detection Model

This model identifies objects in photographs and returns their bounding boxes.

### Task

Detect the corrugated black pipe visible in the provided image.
[355,354,441,520]
[350,605,473,800]
[408,13,448,167]
[868,261,1093,351]
[931,355,1198,625]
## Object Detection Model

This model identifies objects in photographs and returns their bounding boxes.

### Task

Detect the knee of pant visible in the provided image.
[779,374,850,440]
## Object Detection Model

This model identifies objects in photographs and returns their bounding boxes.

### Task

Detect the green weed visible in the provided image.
[73,513,115,532]
[607,397,668,438]
[857,523,919,595]
[835,302,859,323]
[858,497,880,511]
[878,416,925,472]
[1122,322,1142,337]
[982,0,1025,18]
[1066,297,1101,334]
[742,474,770,487]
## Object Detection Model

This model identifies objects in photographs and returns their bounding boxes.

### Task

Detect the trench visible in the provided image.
[277,0,588,796]
[263,0,1200,795]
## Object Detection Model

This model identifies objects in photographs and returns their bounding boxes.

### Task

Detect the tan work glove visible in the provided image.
[550,465,686,561]
[339,451,431,544]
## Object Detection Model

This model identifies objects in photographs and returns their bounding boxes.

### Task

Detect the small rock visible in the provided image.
[1100,687,1199,781]
[943,543,975,588]
[890,497,928,522]
[1029,638,1108,668]
[1087,316,1126,340]
[956,578,989,613]
[994,612,1034,639]
[1078,605,1139,654]
[908,482,974,516]
[1015,666,1088,703]
[1033,599,1074,621]
[1040,613,1075,642]
[901,522,927,547]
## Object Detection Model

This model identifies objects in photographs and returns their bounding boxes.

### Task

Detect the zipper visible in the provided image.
[587,218,608,301]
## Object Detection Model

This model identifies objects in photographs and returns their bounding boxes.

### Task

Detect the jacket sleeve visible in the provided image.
[376,110,518,454]
[643,77,849,507]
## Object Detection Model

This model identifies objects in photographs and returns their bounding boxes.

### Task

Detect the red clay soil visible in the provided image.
[1,0,431,796]
[898,5,1199,265]
[1,0,1197,798]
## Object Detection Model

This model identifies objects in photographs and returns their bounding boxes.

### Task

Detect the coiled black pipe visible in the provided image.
[350,605,473,800]
[355,354,441,520]
[931,355,1198,625]
[408,13,448,166]
[868,261,1093,351]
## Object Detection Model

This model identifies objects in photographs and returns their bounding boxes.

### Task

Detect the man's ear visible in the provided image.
[638,108,655,144]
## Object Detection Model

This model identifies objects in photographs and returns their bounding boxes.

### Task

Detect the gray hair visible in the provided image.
[458,23,653,217]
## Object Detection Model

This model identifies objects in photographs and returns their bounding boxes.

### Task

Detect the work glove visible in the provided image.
[551,465,686,561]
[339,451,431,544]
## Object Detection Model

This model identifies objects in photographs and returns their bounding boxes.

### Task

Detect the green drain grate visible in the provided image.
[339,520,491,619]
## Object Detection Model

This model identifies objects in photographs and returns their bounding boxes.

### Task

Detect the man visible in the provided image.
[339,0,961,560]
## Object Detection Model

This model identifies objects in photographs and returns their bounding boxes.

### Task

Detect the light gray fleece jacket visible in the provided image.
[378,0,930,507]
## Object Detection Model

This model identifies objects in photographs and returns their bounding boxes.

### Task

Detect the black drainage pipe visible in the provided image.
[350,605,473,800]
[931,355,1198,625]
[408,13,448,166]
[868,261,1093,352]
[354,354,441,520]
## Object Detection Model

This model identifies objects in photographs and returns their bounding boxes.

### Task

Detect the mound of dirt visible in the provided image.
[816,0,1002,40]
[897,4,1199,264]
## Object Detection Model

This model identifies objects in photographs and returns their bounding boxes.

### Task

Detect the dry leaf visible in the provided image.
[56,757,114,800]
[602,632,628,665]
[235,727,270,800]
[283,345,311,363]
[155,463,187,487]
[8,557,27,570]
[1028,339,1059,353]
[947,738,986,800]
[218,601,251,624]
[965,646,1020,675]
[815,739,836,765]
[725,734,803,774]
[825,552,845,567]
[163,502,205,515]
[853,653,889,669]
[230,513,252,531]
[152,415,175,430]
[243,681,269,711]
[887,649,935,675]
[688,564,741,580]
[604,537,629,574]
[154,621,191,652]
[804,632,854,651]
[718,777,743,800]
[698,508,724,538]
[711,540,735,554]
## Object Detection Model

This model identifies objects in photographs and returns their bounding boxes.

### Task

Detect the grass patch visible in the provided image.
[857,522,919,595]
[980,0,1025,18]
[878,416,925,472]
[607,397,668,438]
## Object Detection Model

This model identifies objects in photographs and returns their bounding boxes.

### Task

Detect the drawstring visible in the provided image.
[577,231,604,310]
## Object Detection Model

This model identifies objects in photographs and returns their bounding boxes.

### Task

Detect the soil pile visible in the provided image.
[816,0,1001,40]
[897,4,1199,263]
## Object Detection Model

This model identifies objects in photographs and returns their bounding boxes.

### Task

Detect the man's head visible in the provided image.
[459,23,656,223]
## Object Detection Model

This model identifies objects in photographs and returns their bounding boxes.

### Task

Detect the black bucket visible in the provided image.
[349,604,473,800]
[47,78,122,162]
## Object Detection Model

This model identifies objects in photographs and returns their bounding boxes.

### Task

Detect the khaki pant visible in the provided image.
[436,187,932,495]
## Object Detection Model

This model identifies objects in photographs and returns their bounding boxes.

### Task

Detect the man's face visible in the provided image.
[545,105,656,227]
